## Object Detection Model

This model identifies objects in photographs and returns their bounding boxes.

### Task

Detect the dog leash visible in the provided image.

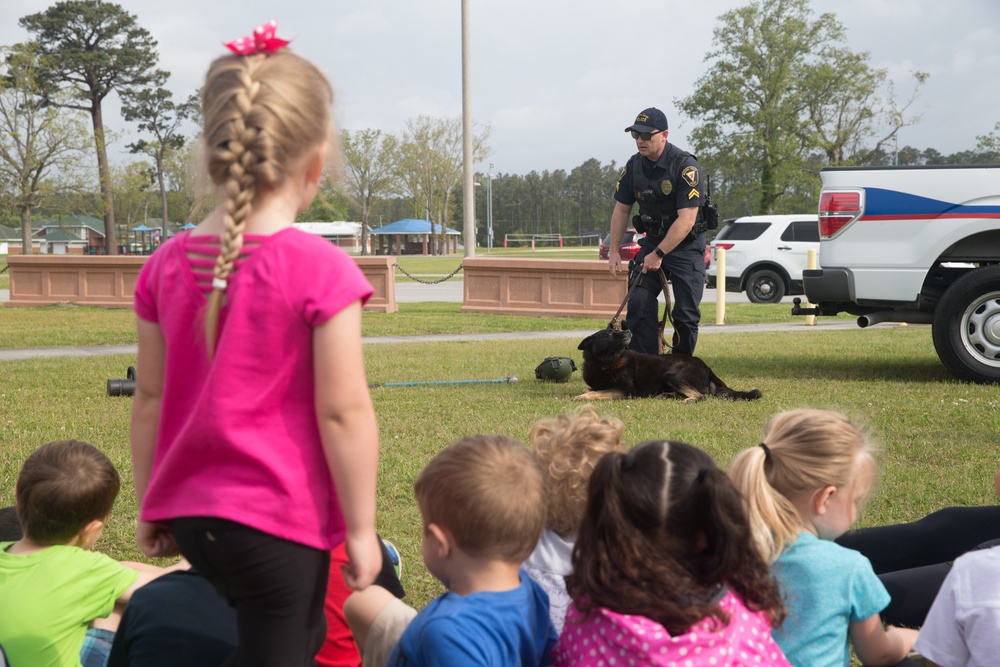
[657,269,674,355]
[609,266,676,354]
[608,271,643,330]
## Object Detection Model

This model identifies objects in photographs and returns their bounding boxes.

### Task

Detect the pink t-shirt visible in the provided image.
[133,228,373,550]
[554,590,791,667]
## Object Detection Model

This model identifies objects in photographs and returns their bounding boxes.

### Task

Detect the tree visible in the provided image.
[340,129,398,255]
[677,0,925,214]
[297,184,350,222]
[161,141,214,224]
[110,159,155,237]
[398,116,490,254]
[122,87,197,238]
[20,0,165,254]
[805,51,927,166]
[974,122,1000,163]
[0,43,90,253]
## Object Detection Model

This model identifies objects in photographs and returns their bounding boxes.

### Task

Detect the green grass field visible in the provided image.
[2,312,998,611]
[1,250,997,643]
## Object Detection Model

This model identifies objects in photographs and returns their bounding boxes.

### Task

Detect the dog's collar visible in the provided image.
[605,356,628,372]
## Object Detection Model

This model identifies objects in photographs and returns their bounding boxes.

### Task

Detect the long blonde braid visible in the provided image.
[198,51,333,355]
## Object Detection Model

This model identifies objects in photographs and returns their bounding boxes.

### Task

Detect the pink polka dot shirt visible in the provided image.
[553,590,791,667]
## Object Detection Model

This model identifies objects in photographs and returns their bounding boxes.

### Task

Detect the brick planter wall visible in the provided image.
[6,254,398,313]
[461,257,627,318]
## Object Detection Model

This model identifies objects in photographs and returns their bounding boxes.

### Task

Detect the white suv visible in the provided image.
[707,215,820,303]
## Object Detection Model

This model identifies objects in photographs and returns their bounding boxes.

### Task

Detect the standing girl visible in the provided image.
[555,440,790,666]
[129,22,380,666]
[730,409,919,667]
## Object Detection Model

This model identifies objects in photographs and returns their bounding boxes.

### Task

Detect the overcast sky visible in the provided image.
[4,0,999,176]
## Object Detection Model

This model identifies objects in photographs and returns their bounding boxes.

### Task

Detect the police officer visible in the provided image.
[607,107,706,356]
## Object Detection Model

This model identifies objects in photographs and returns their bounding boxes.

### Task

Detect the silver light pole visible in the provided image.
[487,162,494,253]
[461,0,475,258]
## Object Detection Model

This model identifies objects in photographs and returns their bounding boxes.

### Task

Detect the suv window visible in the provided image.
[780,220,820,243]
[715,222,771,241]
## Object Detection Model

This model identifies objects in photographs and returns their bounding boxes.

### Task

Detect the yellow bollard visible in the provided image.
[805,248,818,326]
[715,247,726,325]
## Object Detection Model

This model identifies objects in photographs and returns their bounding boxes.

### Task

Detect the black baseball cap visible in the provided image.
[624,107,668,133]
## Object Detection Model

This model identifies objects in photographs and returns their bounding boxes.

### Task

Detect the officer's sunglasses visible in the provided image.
[631,129,664,141]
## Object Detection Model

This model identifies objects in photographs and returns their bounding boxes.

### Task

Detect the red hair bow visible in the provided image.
[224,20,291,55]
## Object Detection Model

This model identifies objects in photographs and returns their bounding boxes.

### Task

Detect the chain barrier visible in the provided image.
[392,262,464,285]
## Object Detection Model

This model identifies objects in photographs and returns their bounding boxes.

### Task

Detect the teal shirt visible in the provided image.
[771,532,889,667]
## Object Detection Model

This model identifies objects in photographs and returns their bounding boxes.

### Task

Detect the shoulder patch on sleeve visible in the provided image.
[681,166,699,188]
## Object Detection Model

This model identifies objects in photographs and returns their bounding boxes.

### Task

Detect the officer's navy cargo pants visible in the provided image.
[626,234,706,356]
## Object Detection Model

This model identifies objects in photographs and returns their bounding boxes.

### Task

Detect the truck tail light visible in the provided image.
[715,243,735,251]
[819,190,862,237]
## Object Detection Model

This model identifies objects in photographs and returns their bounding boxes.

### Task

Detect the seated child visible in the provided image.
[344,434,557,667]
[523,406,625,633]
[105,538,406,667]
[912,472,1000,667]
[0,440,183,667]
[730,409,919,667]
[555,439,790,666]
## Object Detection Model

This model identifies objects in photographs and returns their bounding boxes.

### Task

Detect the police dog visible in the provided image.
[574,328,762,403]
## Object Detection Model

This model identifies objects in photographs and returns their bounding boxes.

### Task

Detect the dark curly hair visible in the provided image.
[565,440,785,635]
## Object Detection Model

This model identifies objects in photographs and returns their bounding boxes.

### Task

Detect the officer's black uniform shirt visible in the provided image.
[613,142,704,245]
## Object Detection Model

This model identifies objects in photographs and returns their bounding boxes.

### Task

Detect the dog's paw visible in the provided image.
[574,389,626,401]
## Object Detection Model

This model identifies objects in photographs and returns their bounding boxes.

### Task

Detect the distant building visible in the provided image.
[369,219,461,255]
[29,215,106,254]
[294,222,364,252]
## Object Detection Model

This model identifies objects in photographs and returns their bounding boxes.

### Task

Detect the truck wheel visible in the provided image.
[932,265,1000,383]
[746,269,786,304]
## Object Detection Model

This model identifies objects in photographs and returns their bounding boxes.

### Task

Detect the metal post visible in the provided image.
[461,0,475,258]
[487,162,494,253]
[715,248,726,325]
[805,248,818,326]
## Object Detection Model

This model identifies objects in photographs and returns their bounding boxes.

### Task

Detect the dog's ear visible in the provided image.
[578,333,595,350]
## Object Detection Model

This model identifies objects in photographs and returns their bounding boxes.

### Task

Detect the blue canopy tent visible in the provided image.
[180,222,197,230]
[368,218,461,255]
[131,224,155,254]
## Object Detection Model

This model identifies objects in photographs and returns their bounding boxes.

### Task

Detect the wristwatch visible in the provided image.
[654,247,666,258]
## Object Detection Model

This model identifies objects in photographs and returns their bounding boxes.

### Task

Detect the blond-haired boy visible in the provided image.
[345,434,556,667]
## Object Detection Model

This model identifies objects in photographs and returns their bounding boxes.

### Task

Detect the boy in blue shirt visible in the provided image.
[345,434,557,666]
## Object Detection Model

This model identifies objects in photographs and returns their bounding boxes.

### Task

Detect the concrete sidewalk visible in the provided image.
[0,319,872,361]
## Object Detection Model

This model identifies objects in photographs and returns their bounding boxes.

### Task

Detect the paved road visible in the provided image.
[2,281,783,305]
[395,279,784,305]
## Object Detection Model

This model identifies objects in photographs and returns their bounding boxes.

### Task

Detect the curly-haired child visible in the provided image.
[523,406,625,632]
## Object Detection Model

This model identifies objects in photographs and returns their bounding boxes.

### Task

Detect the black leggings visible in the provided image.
[835,506,1000,627]
[172,517,330,667]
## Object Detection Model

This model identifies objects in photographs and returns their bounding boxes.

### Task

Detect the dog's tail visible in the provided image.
[708,372,763,401]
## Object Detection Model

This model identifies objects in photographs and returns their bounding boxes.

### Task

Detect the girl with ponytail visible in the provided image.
[129,22,380,665]
[730,409,920,667]
[554,440,789,666]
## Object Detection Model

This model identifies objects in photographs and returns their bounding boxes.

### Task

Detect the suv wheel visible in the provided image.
[746,268,786,304]
[932,265,1000,383]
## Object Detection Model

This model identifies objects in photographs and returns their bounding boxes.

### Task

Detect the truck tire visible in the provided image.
[746,268,786,304]
[932,265,1000,383]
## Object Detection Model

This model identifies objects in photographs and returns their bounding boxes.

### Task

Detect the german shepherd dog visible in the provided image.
[574,328,762,403]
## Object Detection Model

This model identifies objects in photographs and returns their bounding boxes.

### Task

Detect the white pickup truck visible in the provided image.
[793,165,1000,383]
